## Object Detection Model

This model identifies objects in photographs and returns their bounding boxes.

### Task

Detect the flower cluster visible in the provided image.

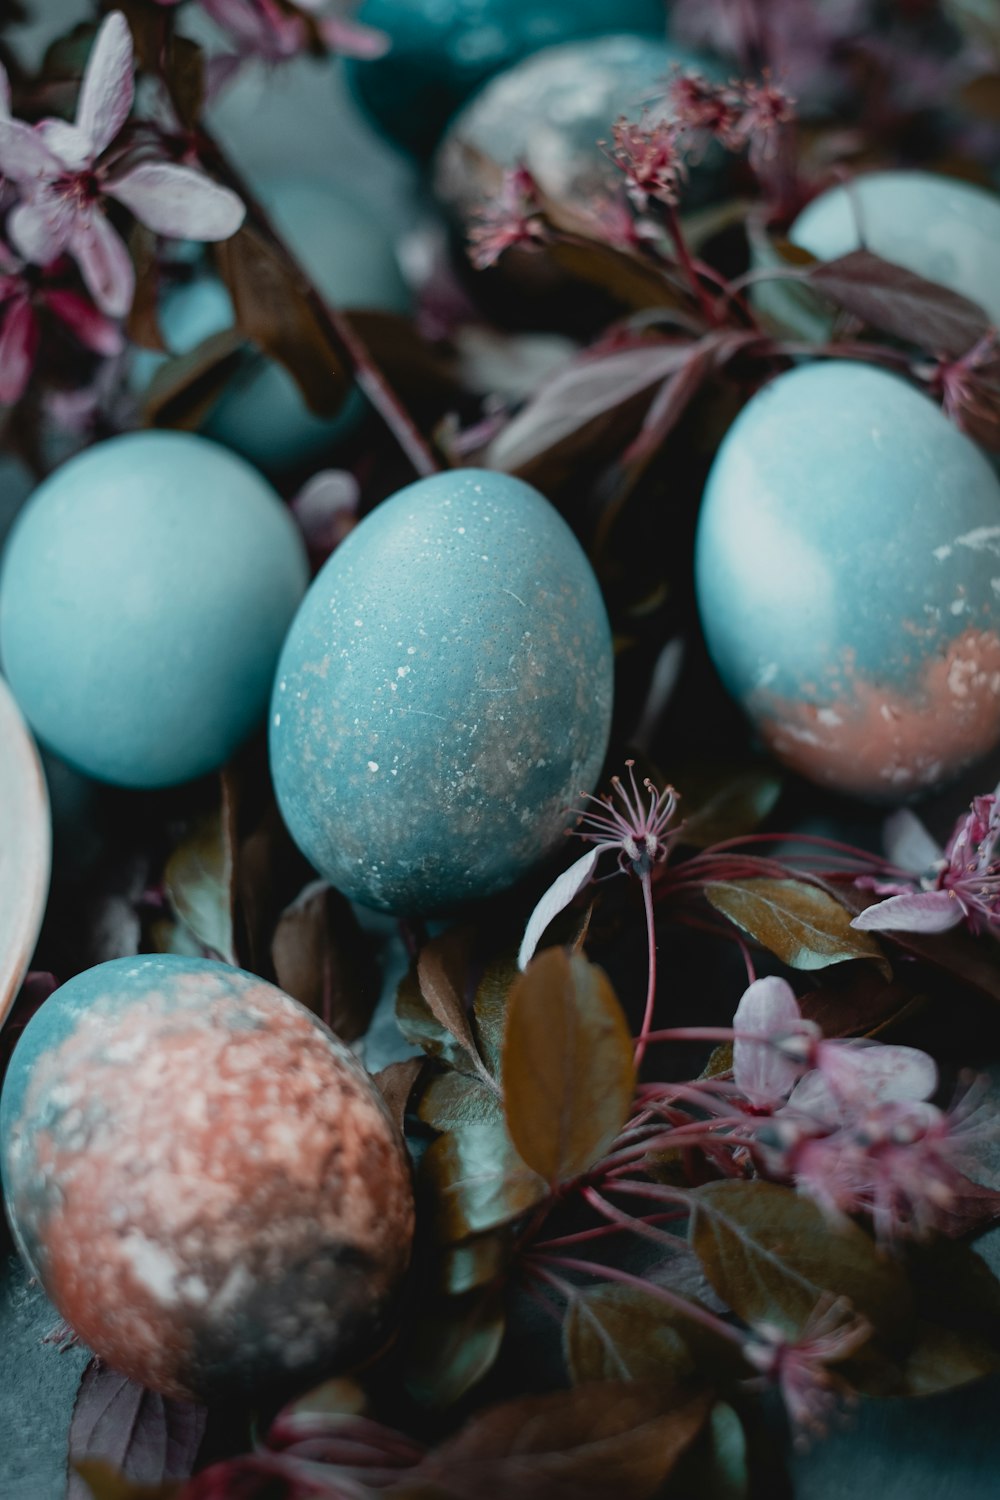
[743,1296,872,1446]
[0,12,244,402]
[852,788,1000,936]
[167,0,389,69]
[467,165,551,271]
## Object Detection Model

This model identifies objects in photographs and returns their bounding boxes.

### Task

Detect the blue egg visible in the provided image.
[346,0,667,158]
[754,171,1000,340]
[435,33,726,219]
[132,180,409,474]
[695,361,1000,799]
[270,468,613,914]
[0,954,414,1400]
[0,432,309,788]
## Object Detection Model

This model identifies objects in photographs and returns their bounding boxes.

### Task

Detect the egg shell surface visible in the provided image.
[754,171,1000,339]
[0,431,309,788]
[0,955,415,1401]
[695,361,1000,798]
[434,33,725,219]
[133,180,409,474]
[270,468,614,914]
[346,0,667,157]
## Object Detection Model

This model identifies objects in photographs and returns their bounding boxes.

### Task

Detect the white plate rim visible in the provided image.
[0,676,51,1029]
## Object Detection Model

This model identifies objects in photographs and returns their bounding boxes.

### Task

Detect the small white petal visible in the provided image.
[77,10,134,156]
[883,808,942,876]
[518,849,599,972]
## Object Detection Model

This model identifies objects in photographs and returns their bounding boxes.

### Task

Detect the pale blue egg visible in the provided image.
[754,170,1000,339]
[133,180,410,473]
[695,361,1000,799]
[270,468,614,914]
[434,33,726,220]
[0,432,309,788]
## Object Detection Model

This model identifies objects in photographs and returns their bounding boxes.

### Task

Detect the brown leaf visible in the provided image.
[163,787,237,965]
[409,1383,711,1500]
[898,1322,1000,1395]
[809,249,990,358]
[402,1293,506,1410]
[417,927,480,1065]
[705,877,890,977]
[502,949,635,1185]
[689,1180,912,1342]
[440,1233,511,1297]
[216,225,351,417]
[164,34,204,132]
[397,967,475,1072]
[471,954,517,1081]
[374,1058,424,1133]
[67,1362,205,1500]
[421,1121,547,1241]
[72,1462,181,1500]
[271,879,377,1042]
[563,1285,696,1389]
[675,763,784,849]
[961,73,1000,121]
[142,327,246,432]
[126,225,165,353]
[343,311,460,405]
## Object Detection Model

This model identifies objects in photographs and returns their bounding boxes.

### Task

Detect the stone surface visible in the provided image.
[695,361,1000,798]
[270,468,613,913]
[0,956,414,1402]
[0,431,308,788]
[347,0,668,157]
[434,32,724,220]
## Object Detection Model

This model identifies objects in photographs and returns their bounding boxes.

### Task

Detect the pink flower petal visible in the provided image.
[0,295,39,404]
[733,976,804,1109]
[8,194,75,266]
[882,808,942,877]
[0,62,11,117]
[850,891,964,933]
[106,161,245,241]
[35,119,94,170]
[0,117,62,182]
[76,10,135,157]
[317,17,391,59]
[518,848,600,971]
[44,289,124,356]
[818,1040,938,1108]
[69,207,134,318]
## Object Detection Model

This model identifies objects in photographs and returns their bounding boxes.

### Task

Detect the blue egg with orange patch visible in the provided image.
[0,955,414,1401]
[346,0,668,158]
[695,361,1000,799]
[0,431,308,788]
[269,468,614,914]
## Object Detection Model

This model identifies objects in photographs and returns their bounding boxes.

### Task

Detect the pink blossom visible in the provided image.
[730,75,797,175]
[668,73,742,155]
[0,241,123,405]
[197,0,389,64]
[744,1295,871,1446]
[0,12,244,317]
[604,114,686,211]
[732,976,817,1110]
[468,166,550,272]
[921,330,1000,452]
[852,790,1000,937]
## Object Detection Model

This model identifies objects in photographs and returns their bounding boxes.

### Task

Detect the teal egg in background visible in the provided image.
[695,361,1000,799]
[434,32,725,221]
[132,179,410,474]
[753,170,1000,340]
[346,0,668,158]
[0,431,309,789]
[270,468,614,914]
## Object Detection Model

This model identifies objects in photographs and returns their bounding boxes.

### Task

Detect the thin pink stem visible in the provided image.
[533,1209,686,1252]
[663,201,719,325]
[583,1185,693,1253]
[530,1251,742,1345]
[633,871,658,1072]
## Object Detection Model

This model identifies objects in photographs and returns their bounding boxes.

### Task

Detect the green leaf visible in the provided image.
[397,966,475,1073]
[471,954,518,1081]
[502,949,635,1185]
[403,1293,506,1410]
[422,1121,547,1241]
[410,1383,712,1500]
[440,1233,512,1297]
[675,763,784,849]
[271,879,376,1042]
[563,1285,696,1389]
[163,789,237,965]
[705,878,889,977]
[416,927,481,1065]
[418,1070,504,1131]
[898,1322,1000,1395]
[689,1180,912,1342]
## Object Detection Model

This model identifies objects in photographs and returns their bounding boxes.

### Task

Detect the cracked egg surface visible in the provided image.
[269,468,613,914]
[0,956,414,1401]
[695,361,1000,799]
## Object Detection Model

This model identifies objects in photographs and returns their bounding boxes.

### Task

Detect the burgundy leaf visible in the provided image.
[67,1362,206,1499]
[808,249,990,359]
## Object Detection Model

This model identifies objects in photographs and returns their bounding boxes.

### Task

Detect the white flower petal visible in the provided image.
[851,891,963,933]
[882,808,942,877]
[77,10,134,157]
[106,162,245,241]
[518,849,599,972]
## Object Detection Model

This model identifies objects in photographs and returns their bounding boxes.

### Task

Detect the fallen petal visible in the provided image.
[107,161,245,240]
[851,891,964,933]
[76,10,135,157]
[517,848,599,971]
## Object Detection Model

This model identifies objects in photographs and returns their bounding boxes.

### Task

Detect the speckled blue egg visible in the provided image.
[0,955,414,1401]
[0,432,308,788]
[132,180,409,474]
[434,33,726,220]
[753,171,1000,340]
[346,0,668,158]
[270,468,613,913]
[695,361,1000,799]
